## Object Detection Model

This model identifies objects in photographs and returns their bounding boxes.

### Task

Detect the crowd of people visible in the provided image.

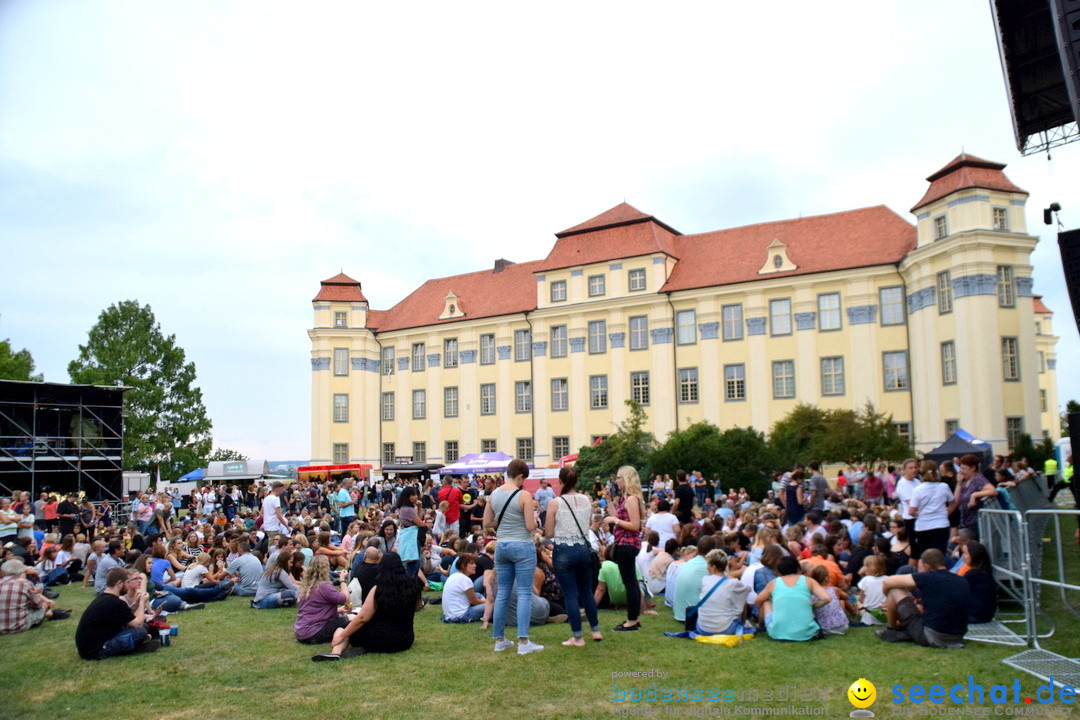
[0,450,1072,659]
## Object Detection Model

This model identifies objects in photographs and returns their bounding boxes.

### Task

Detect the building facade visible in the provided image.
[308,154,1060,467]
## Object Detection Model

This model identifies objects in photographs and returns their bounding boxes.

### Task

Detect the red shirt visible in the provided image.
[438,486,463,524]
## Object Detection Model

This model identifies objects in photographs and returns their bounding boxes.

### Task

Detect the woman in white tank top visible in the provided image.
[543,467,603,646]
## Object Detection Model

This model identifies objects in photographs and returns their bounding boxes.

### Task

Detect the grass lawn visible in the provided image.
[3,541,1079,720]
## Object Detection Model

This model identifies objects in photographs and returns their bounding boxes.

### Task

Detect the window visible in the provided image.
[1001,337,1020,380]
[381,347,395,375]
[552,436,570,459]
[820,357,845,396]
[588,320,607,354]
[630,371,650,405]
[444,386,458,418]
[550,280,567,303]
[333,348,349,376]
[772,360,795,399]
[770,298,792,335]
[880,287,905,325]
[945,419,959,437]
[381,392,394,421]
[480,384,496,415]
[941,341,957,385]
[515,381,532,413]
[629,316,649,350]
[1040,389,1048,413]
[588,274,606,297]
[676,309,697,345]
[514,329,531,361]
[724,364,745,401]
[678,368,699,403]
[1036,321,1042,335]
[1006,417,1024,450]
[481,439,497,453]
[333,443,348,464]
[883,351,910,390]
[628,268,646,292]
[894,423,912,443]
[412,389,426,419]
[1038,350,1046,374]
[445,441,459,464]
[516,438,534,462]
[934,215,948,239]
[722,304,743,341]
[550,378,568,411]
[480,334,495,364]
[412,442,426,463]
[333,311,347,328]
[997,265,1015,308]
[443,338,458,368]
[333,393,349,422]
[818,293,841,331]
[591,435,609,445]
[412,343,426,372]
[937,271,953,314]
[550,325,567,358]
[993,207,1009,231]
[590,375,608,409]
[382,443,395,464]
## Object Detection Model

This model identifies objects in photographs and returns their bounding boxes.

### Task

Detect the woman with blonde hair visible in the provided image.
[604,465,645,632]
[295,555,351,644]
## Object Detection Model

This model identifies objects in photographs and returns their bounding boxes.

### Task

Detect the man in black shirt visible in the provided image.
[56,494,80,537]
[75,567,159,660]
[877,549,971,648]
[672,470,696,527]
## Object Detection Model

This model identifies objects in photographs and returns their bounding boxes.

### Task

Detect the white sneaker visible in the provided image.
[517,641,545,655]
[494,638,515,652]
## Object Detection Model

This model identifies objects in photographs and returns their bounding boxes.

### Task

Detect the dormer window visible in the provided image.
[758,239,797,275]
[440,291,465,320]
[934,215,948,239]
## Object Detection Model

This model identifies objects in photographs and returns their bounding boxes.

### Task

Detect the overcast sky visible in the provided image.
[1,1,1077,462]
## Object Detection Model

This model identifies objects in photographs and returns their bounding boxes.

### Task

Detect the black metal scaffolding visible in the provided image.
[0,380,126,500]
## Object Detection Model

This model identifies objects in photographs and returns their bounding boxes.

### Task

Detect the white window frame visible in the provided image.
[333,311,348,328]
[818,293,841,331]
[333,348,349,376]
[879,286,906,326]
[678,367,699,403]
[722,304,743,341]
[1001,337,1020,381]
[550,378,568,411]
[588,274,606,298]
[883,351,910,391]
[480,384,496,415]
[627,268,646,292]
[412,442,426,463]
[993,206,1009,231]
[412,342,426,372]
[382,443,395,464]
[937,271,953,314]
[550,325,568,358]
[381,347,395,375]
[770,298,792,336]
[941,341,957,385]
[934,215,948,239]
[676,309,697,345]
[550,280,567,303]
[724,364,745,401]
[443,338,458,368]
[412,389,426,419]
[629,315,649,350]
[772,360,795,399]
[444,386,458,418]
[588,320,606,354]
[480,334,495,365]
[589,375,608,409]
[481,439,497,453]
[630,370,650,406]
[515,380,532,413]
[820,356,845,396]
[552,436,570,460]
[514,329,531,361]
[516,437,534,462]
[333,443,349,464]
[381,392,394,421]
[997,265,1015,308]
[333,393,349,423]
[445,441,459,464]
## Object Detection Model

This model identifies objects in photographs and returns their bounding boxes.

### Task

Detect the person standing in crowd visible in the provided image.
[438,476,463,532]
[336,478,356,535]
[484,458,543,654]
[908,460,953,558]
[952,454,997,538]
[534,479,554,528]
[672,470,695,528]
[806,462,829,514]
[894,458,920,544]
[57,493,80,538]
[544,467,602,646]
[262,482,288,543]
[605,465,645,632]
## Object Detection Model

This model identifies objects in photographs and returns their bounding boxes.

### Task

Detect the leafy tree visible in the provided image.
[767,403,828,469]
[573,400,657,493]
[1062,399,1080,437]
[208,447,249,462]
[68,300,212,481]
[0,338,43,381]
[649,422,776,498]
[768,402,910,467]
[1013,434,1055,468]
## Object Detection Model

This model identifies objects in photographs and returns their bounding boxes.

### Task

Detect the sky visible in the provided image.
[1,1,1077,462]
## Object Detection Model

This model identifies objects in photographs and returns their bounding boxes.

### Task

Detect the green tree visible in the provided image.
[649,422,776,498]
[767,403,828,469]
[1013,434,1055,468]
[1062,399,1080,437]
[768,401,911,467]
[208,447,249,462]
[573,400,657,493]
[0,338,43,381]
[68,300,212,480]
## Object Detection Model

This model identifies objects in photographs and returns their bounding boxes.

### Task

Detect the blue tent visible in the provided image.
[178,467,205,482]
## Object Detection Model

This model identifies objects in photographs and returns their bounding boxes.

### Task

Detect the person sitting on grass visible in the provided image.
[672,535,720,626]
[754,556,832,641]
[0,558,69,634]
[94,540,126,593]
[442,552,485,623]
[808,565,848,635]
[313,552,422,661]
[962,541,997,624]
[854,555,887,625]
[134,553,204,613]
[876,548,972,648]
[225,541,262,597]
[252,551,298,608]
[75,567,160,659]
[690,550,750,636]
[295,555,351,645]
[180,553,234,600]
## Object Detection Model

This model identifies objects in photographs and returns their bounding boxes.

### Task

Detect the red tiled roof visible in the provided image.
[540,203,680,272]
[369,260,544,332]
[911,153,1027,212]
[313,272,368,303]
[661,205,916,293]
[1033,295,1052,314]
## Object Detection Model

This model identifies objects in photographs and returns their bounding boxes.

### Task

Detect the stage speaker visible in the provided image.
[1053,0,1080,125]
[1068,412,1080,445]
[1060,229,1080,336]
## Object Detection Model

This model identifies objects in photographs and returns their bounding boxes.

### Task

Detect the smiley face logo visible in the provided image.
[848,678,876,709]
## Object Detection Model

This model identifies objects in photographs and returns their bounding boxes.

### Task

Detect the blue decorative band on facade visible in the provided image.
[570,269,584,277]
[700,322,719,340]
[847,305,878,324]
[311,358,330,371]
[609,332,625,348]
[609,263,622,271]
[746,317,767,335]
[651,328,673,344]
[536,275,545,282]
[532,342,547,356]
[397,357,410,371]
[916,212,930,220]
[497,345,511,360]
[569,337,587,353]
[427,353,441,367]
[907,287,936,314]
[460,350,477,364]
[653,256,665,264]
[1016,277,1033,297]
[953,274,997,298]
[795,313,816,331]
[947,195,989,208]
[351,305,367,311]
[313,304,330,310]
[1010,199,1026,206]
[352,358,379,372]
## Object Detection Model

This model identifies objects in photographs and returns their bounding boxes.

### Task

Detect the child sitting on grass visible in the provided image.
[808,564,848,635]
[855,555,887,625]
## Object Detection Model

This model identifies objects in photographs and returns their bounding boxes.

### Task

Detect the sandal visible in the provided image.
[311,653,341,662]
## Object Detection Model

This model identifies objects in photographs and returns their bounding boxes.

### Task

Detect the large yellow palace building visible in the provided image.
[308,154,1061,467]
